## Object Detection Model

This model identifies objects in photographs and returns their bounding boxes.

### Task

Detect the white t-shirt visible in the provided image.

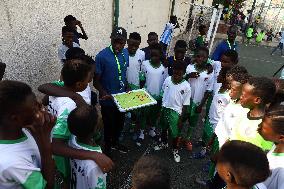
[256,168,284,189]
[211,61,222,95]
[162,76,191,115]
[215,101,249,148]
[69,138,106,189]
[267,145,284,169]
[58,42,80,63]
[48,85,91,139]
[126,49,145,88]
[208,91,230,129]
[186,64,214,104]
[141,60,168,98]
[0,129,46,189]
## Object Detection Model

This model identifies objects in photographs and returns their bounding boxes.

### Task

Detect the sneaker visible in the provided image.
[111,144,129,153]
[136,138,143,146]
[173,149,180,163]
[154,143,168,151]
[149,128,156,138]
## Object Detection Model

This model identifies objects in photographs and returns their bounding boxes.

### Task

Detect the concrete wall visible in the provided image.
[0,0,113,93]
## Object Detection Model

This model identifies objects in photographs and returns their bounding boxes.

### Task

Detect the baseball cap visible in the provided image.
[111,27,127,40]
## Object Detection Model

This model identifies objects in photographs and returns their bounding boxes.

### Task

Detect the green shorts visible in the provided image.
[160,107,180,138]
[202,118,214,144]
[187,100,200,139]
[140,100,161,129]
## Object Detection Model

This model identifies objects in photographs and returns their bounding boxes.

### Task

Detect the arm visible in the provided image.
[52,138,113,173]
[38,83,87,107]
[77,21,88,40]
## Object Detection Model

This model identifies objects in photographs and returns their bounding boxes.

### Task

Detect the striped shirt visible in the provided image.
[160,23,176,45]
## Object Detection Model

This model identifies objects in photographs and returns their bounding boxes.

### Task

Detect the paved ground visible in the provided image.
[106,43,284,189]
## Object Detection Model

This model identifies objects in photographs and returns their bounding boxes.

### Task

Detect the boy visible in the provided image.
[58,26,80,63]
[138,43,168,144]
[160,15,179,54]
[167,40,191,76]
[0,62,6,80]
[64,15,88,45]
[0,80,55,189]
[216,140,270,189]
[231,77,276,150]
[185,47,214,147]
[246,25,254,45]
[215,66,250,148]
[255,104,284,189]
[68,105,106,189]
[271,30,284,56]
[195,24,207,50]
[47,60,113,182]
[256,30,266,45]
[131,155,170,189]
[142,32,159,61]
[127,32,145,90]
[212,25,238,61]
[154,61,191,163]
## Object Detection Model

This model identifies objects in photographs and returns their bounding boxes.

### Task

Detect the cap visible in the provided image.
[111,27,127,40]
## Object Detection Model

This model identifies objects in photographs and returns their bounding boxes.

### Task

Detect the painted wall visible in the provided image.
[0,0,113,93]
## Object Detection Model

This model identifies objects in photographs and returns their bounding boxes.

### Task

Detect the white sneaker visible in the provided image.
[154,143,168,151]
[173,149,180,163]
[149,128,156,138]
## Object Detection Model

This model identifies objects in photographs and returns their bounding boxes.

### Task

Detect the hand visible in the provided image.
[188,72,200,79]
[72,93,88,107]
[195,105,203,113]
[76,20,82,27]
[100,94,113,100]
[91,152,114,173]
[25,108,56,140]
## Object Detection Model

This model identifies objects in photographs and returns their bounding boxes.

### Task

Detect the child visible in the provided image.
[64,15,88,45]
[142,32,159,61]
[256,30,266,45]
[68,105,106,189]
[215,66,250,148]
[231,77,276,150]
[131,155,170,189]
[195,24,207,50]
[0,62,6,80]
[127,32,145,90]
[154,61,191,163]
[167,40,191,76]
[58,26,80,63]
[216,140,270,189]
[47,60,113,183]
[256,105,284,189]
[160,15,179,54]
[185,47,214,147]
[0,80,55,189]
[246,25,254,45]
[138,44,168,144]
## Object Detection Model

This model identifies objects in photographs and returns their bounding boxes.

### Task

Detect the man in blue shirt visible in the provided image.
[211,25,238,61]
[94,27,129,156]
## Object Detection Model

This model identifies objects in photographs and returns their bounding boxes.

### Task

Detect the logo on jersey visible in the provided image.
[180,90,185,95]
[204,77,209,81]
[218,100,222,104]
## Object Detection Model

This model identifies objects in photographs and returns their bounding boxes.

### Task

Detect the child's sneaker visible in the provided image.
[154,142,168,151]
[173,149,180,163]
[149,127,157,138]
[136,131,145,146]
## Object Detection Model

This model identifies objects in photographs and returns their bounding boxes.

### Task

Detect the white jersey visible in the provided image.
[126,49,145,88]
[267,145,284,169]
[0,129,46,189]
[162,76,191,115]
[69,138,106,189]
[211,61,222,95]
[215,101,249,148]
[141,60,168,98]
[58,42,80,63]
[48,85,91,139]
[186,64,214,104]
[208,91,230,129]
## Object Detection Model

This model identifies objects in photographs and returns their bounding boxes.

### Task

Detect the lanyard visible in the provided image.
[109,45,127,81]
[227,40,236,50]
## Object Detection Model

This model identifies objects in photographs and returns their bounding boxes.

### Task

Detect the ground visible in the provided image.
[106,43,284,189]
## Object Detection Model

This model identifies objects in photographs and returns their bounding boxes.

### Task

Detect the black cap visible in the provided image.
[111,27,127,40]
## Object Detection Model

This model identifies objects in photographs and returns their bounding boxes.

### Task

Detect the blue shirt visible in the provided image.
[141,46,151,60]
[95,47,129,106]
[211,40,238,61]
